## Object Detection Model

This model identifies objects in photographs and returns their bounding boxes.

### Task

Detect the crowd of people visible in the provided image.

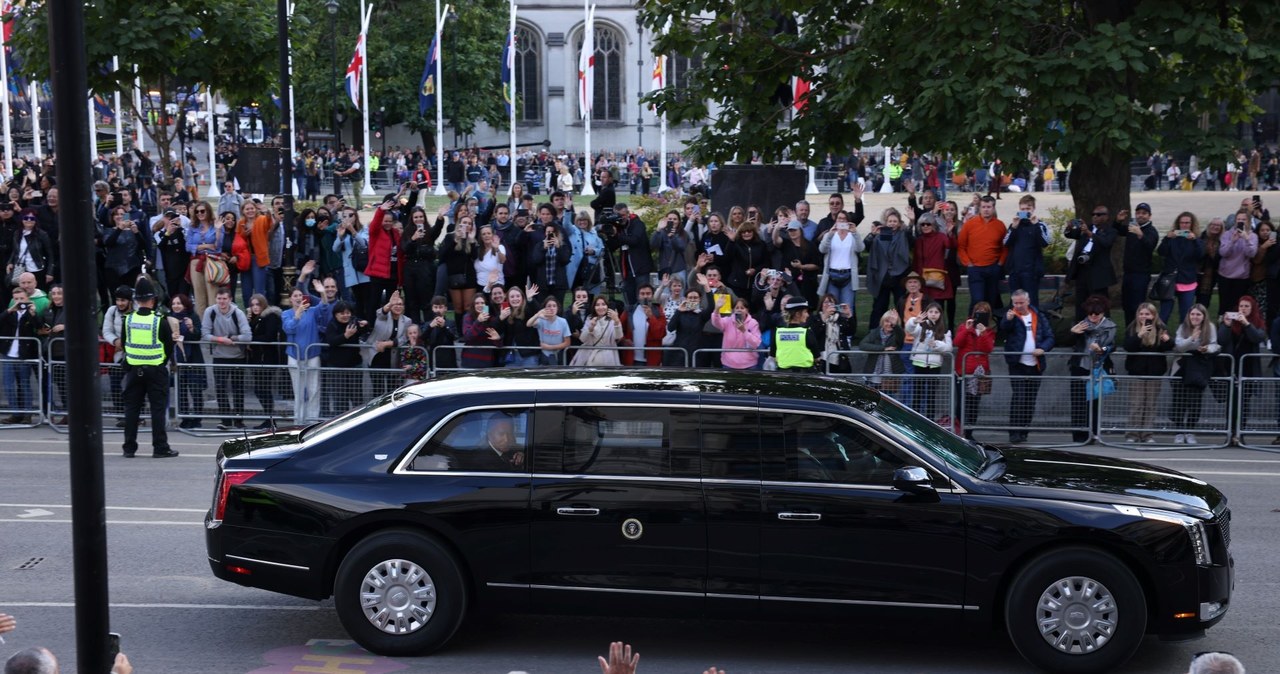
[0,145,1278,444]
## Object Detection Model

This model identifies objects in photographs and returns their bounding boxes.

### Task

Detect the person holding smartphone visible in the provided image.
[954,302,995,440]
[1217,209,1258,319]
[1122,303,1173,443]
[569,295,624,366]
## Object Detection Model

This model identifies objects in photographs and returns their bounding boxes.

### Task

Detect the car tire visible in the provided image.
[1004,547,1147,674]
[334,529,468,656]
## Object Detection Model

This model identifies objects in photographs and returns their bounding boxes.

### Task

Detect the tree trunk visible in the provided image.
[1068,150,1132,301]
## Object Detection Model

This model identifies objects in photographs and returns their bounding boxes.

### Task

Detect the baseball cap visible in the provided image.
[786,220,802,231]
[1135,202,1151,213]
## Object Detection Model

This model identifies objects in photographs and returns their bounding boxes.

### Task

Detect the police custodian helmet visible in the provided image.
[132,276,157,302]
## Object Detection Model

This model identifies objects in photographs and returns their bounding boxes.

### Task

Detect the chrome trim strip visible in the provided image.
[534,473,702,484]
[507,583,979,611]
[763,480,896,491]
[760,594,972,610]
[700,478,761,486]
[486,582,530,589]
[224,554,310,572]
[530,584,703,598]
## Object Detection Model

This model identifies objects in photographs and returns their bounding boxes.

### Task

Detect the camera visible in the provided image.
[597,207,623,238]
[1076,253,1091,265]
[164,209,178,219]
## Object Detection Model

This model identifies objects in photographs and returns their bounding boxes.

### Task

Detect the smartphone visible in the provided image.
[836,222,850,232]
[838,303,850,313]
[1225,311,1241,322]
[649,272,660,287]
[974,311,991,325]
[107,632,121,670]
[1016,211,1029,220]
[481,305,490,318]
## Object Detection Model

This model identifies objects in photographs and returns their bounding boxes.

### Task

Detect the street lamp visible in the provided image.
[327,0,339,153]
[432,0,455,195]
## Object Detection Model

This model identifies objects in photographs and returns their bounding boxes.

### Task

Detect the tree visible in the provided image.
[643,0,1280,218]
[289,0,508,153]
[6,0,276,180]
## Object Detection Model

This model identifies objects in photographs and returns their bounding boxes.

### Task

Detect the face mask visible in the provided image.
[305,218,316,227]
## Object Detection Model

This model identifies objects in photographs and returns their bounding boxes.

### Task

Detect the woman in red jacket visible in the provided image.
[913,212,957,331]
[364,197,403,322]
[953,301,996,440]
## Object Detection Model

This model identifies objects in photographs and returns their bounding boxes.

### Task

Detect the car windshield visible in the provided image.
[300,389,423,443]
[870,393,985,477]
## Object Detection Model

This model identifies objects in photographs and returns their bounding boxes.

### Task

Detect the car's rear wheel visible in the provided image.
[1004,547,1146,673]
[334,530,467,656]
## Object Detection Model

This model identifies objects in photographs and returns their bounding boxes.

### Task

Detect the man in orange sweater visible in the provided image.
[957,195,1007,315]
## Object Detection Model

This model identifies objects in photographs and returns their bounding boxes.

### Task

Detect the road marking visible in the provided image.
[0,601,323,611]
[0,519,199,525]
[0,503,206,513]
[0,450,217,458]
[5,439,217,447]
[1185,471,1280,477]
[15,508,53,518]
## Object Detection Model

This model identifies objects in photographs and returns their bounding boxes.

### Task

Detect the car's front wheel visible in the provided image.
[1004,547,1147,673]
[334,529,467,656]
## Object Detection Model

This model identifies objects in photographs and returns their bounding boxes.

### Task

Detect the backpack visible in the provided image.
[350,234,370,273]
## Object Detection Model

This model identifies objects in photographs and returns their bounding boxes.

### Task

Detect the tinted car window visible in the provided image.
[701,410,759,480]
[767,413,906,485]
[538,406,699,478]
[411,409,530,472]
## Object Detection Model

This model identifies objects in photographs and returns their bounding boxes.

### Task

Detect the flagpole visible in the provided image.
[579,1,595,197]
[432,0,448,196]
[87,96,97,157]
[205,89,220,198]
[29,82,41,159]
[358,1,374,198]
[112,57,123,156]
[133,72,145,153]
[287,1,298,165]
[879,146,893,193]
[507,0,516,195]
[657,18,669,194]
[0,15,11,177]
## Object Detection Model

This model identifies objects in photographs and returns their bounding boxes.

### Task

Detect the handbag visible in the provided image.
[1085,364,1116,401]
[1148,271,1176,301]
[966,364,993,396]
[448,273,469,289]
[1178,353,1212,390]
[204,257,231,286]
[922,268,947,290]
[827,268,853,285]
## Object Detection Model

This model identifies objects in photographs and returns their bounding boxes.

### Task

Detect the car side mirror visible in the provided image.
[893,466,936,495]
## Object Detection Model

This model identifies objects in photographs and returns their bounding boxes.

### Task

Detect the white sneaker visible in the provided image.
[1185,434,1197,445]
[1173,434,1186,444]
[1125,437,1137,443]
[1143,437,1156,444]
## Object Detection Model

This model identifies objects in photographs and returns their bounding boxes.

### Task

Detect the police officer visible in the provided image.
[121,276,178,458]
[772,296,821,371]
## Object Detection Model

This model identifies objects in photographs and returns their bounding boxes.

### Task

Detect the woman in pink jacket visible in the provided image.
[710,297,762,369]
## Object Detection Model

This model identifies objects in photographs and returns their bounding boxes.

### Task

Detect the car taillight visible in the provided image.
[214,470,257,522]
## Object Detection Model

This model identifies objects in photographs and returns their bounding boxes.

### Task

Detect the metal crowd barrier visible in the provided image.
[48,337,121,433]
[827,350,956,429]
[299,343,428,423]
[0,336,45,428]
[563,344,693,368]
[1236,353,1280,453]
[1095,352,1235,450]
[172,340,299,435]
[958,351,1093,447]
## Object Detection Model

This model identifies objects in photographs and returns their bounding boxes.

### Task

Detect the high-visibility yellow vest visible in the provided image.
[775,326,813,369]
[887,164,903,180]
[124,313,165,366]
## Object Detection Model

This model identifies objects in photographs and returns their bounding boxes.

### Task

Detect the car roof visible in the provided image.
[402,368,881,407]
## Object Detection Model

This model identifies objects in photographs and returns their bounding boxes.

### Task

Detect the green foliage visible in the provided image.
[642,0,1279,172]
[289,0,509,148]
[1041,207,1078,274]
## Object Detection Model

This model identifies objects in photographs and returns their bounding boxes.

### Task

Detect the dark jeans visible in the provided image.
[1007,270,1040,308]
[402,260,436,325]
[1171,380,1204,429]
[1218,276,1250,315]
[1159,289,1196,326]
[1121,272,1151,326]
[213,356,246,424]
[1008,362,1042,435]
[967,264,1004,316]
[868,274,906,331]
[121,364,169,455]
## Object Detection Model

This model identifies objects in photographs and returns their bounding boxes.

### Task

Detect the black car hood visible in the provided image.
[994,447,1224,517]
[219,427,307,463]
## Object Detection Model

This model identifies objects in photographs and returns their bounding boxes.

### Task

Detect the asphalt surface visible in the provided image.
[0,425,1276,674]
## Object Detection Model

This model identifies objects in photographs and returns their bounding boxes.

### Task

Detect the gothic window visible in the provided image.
[669,53,703,107]
[514,24,541,123]
[576,25,623,122]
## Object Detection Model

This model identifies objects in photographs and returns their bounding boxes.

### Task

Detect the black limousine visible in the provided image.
[205,369,1233,673]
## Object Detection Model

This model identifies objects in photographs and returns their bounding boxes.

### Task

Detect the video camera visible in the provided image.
[597,207,623,238]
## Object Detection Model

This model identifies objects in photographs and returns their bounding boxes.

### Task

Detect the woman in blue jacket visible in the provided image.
[1156,211,1205,326]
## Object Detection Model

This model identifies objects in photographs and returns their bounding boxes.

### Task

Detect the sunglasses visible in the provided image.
[21,216,36,221]
[1092,212,1108,217]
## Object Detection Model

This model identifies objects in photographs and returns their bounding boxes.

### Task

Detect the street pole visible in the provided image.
[113,57,124,156]
[204,89,220,198]
[279,0,297,301]
[358,0,374,199]
[0,19,11,176]
[432,0,448,195]
[579,0,595,197]
[133,71,145,153]
[47,2,111,673]
[328,0,339,151]
[30,82,42,158]
[508,0,517,195]
[286,0,299,168]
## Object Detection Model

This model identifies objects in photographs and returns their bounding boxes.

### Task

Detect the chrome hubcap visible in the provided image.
[1036,575,1117,654]
[359,559,437,634]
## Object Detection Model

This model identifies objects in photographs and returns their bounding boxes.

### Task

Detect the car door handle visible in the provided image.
[556,507,601,517]
[777,512,822,521]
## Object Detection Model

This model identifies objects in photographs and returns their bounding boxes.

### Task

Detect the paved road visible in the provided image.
[0,426,1276,674]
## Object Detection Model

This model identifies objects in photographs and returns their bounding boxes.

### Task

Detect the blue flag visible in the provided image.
[418,35,440,116]
[501,27,515,116]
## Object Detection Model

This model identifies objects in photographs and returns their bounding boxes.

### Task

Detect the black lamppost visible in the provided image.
[635,16,644,148]
[327,0,340,150]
